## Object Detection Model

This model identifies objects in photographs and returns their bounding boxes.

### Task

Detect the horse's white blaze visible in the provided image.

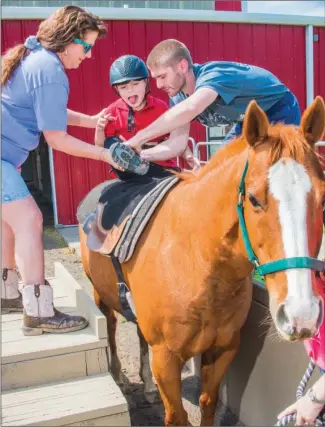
[268,158,318,328]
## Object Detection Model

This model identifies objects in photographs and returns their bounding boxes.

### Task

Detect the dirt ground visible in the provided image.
[43,226,242,426]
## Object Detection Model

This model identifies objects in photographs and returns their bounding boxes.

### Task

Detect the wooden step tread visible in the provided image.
[2,373,130,426]
[1,263,107,365]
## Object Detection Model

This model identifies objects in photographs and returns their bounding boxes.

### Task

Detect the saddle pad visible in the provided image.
[114,175,179,263]
[98,175,179,262]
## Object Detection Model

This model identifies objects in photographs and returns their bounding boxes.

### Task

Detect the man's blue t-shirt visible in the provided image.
[1,45,69,168]
[170,61,288,127]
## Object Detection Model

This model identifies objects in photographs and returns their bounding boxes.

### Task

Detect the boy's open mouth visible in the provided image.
[128,95,138,105]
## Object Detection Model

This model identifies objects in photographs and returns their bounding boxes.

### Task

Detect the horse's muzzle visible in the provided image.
[275,296,323,341]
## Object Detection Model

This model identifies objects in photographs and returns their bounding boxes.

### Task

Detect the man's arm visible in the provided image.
[127,88,218,152]
[140,124,190,162]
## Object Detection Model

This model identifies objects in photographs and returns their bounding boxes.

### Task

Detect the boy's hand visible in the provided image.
[95,109,115,132]
[185,153,201,171]
[182,145,201,171]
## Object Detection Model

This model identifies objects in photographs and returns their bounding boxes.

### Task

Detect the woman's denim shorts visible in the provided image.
[1,160,30,204]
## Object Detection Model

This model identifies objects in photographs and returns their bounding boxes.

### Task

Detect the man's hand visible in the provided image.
[125,135,144,153]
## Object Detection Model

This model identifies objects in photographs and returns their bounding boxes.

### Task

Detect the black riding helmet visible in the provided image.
[109,55,149,86]
[109,55,150,134]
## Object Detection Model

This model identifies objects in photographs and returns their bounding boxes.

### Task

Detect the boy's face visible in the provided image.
[150,62,187,97]
[115,79,147,110]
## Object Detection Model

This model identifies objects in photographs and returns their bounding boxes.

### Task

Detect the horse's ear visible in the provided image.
[300,96,325,145]
[242,100,269,147]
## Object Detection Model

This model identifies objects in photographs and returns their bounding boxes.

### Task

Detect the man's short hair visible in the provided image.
[146,39,193,70]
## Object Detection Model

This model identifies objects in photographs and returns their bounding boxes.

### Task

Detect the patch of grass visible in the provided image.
[253,270,265,287]
[43,225,67,249]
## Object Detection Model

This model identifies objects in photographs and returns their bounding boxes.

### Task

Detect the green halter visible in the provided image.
[236,160,325,278]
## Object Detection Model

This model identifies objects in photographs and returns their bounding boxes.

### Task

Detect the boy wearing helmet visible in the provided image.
[95,54,199,179]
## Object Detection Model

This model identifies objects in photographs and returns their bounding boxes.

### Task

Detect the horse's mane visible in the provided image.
[178,124,323,183]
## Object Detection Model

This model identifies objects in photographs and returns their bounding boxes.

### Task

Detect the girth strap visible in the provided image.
[110,256,137,323]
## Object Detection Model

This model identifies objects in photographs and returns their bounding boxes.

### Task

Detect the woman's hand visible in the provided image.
[278,391,324,425]
[98,148,124,171]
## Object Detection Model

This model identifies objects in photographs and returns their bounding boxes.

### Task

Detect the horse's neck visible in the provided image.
[178,143,252,283]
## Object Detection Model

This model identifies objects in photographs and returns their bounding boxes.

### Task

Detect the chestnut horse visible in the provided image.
[79,97,325,426]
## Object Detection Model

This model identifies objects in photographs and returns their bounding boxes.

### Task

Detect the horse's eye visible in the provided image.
[248,194,261,208]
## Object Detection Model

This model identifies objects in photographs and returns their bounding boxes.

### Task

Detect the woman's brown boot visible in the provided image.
[22,280,88,336]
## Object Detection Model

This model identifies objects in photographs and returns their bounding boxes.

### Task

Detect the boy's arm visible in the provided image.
[182,145,201,171]
[140,124,190,162]
[126,87,218,152]
[94,127,105,147]
[67,108,109,129]
[94,109,116,147]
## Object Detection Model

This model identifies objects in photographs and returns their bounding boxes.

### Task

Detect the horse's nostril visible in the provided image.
[276,303,289,329]
[275,303,296,337]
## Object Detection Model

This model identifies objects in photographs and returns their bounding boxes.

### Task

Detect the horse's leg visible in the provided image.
[137,326,159,403]
[151,344,188,426]
[93,288,123,385]
[79,225,123,384]
[199,332,240,426]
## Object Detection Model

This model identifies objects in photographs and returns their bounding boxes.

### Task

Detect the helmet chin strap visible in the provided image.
[127,97,147,133]
[127,107,135,133]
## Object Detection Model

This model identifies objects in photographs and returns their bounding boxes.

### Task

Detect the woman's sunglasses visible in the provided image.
[73,38,94,54]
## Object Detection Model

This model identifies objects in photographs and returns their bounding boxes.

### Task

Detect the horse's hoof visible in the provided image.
[144,390,161,404]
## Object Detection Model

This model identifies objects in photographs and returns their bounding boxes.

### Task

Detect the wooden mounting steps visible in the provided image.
[1,262,130,426]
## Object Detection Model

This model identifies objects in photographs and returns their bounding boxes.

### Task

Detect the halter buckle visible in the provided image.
[238,192,244,205]
[254,259,265,280]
